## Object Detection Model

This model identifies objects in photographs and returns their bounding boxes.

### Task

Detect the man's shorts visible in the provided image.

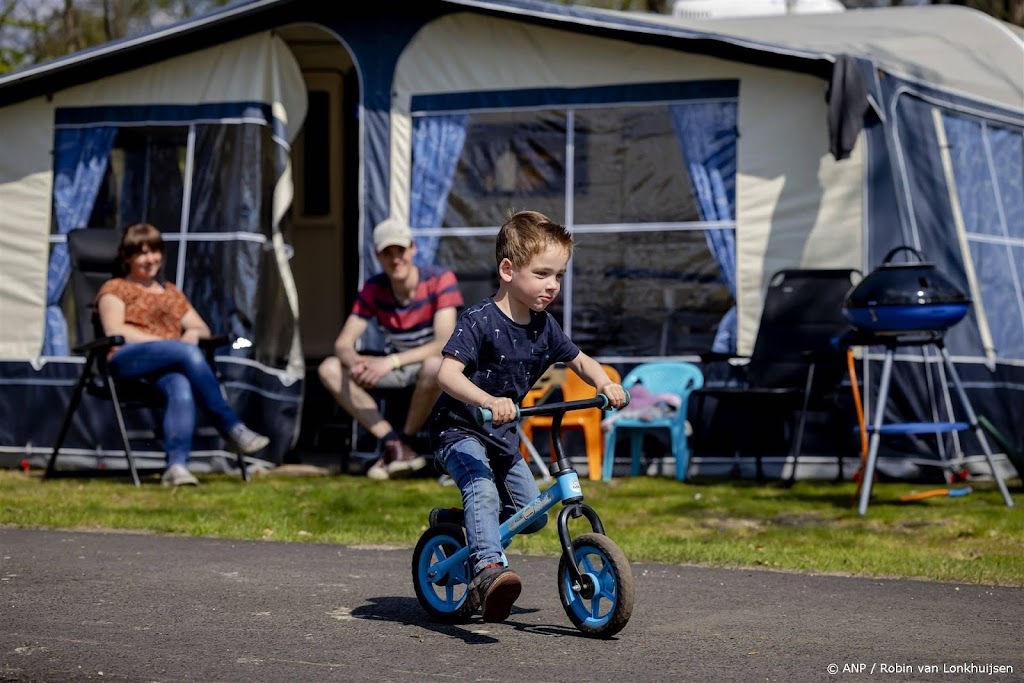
[375,362,422,390]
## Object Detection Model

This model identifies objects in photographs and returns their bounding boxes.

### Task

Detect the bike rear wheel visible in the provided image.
[557,532,634,638]
[412,523,478,623]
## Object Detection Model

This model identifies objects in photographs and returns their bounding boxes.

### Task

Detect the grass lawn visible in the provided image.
[1,469,1021,586]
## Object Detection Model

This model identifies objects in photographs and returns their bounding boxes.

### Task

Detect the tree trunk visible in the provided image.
[62,0,80,53]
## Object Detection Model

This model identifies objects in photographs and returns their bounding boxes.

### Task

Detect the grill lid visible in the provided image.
[842,246,970,333]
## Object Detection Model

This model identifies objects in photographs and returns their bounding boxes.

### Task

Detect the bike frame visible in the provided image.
[426,395,612,595]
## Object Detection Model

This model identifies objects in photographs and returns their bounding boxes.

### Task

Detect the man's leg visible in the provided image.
[318,356,422,479]
[402,354,443,437]
[317,356,393,439]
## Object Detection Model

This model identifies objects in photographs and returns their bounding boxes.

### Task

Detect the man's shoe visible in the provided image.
[429,507,465,527]
[366,458,390,480]
[161,464,199,487]
[228,424,270,454]
[473,564,521,623]
[384,439,426,478]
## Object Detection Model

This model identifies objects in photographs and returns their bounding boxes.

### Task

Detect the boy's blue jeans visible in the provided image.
[109,340,242,468]
[438,436,547,576]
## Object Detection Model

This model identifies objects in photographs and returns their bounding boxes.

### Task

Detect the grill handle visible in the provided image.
[882,246,927,264]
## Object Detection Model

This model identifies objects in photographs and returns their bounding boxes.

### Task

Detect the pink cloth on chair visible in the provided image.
[601,384,681,431]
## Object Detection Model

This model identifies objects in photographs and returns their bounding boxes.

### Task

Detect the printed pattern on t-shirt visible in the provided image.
[429,297,579,459]
[352,264,463,351]
[96,278,190,341]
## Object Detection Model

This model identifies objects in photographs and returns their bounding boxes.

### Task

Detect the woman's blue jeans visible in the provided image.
[438,436,547,576]
[109,341,241,468]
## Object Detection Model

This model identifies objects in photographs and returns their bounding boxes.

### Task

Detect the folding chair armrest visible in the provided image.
[198,335,229,352]
[73,335,124,355]
[699,351,750,365]
[198,335,229,372]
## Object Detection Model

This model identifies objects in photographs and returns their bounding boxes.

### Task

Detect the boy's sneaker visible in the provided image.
[161,464,199,487]
[472,564,522,623]
[383,439,426,478]
[228,424,270,454]
[429,507,465,527]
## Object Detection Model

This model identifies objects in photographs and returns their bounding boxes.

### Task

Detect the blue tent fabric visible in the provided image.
[942,114,1024,361]
[44,126,118,356]
[669,102,737,298]
[670,102,738,353]
[862,70,1024,463]
[409,114,468,265]
[31,106,301,467]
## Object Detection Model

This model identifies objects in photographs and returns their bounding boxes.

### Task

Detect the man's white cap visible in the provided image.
[373,217,413,253]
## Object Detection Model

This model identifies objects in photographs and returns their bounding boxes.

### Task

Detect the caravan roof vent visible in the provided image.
[672,0,845,19]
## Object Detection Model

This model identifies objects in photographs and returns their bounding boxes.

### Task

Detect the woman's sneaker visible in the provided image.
[228,424,270,454]
[161,464,199,487]
[472,564,521,622]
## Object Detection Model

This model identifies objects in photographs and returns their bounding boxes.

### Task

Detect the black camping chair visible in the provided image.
[45,228,249,486]
[691,269,860,483]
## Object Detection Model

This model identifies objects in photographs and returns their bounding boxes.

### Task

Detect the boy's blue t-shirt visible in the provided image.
[429,297,580,459]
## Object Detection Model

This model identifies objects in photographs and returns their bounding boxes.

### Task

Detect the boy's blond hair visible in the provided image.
[495,210,574,269]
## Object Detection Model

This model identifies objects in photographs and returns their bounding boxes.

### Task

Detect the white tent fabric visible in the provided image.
[0,97,53,361]
[0,31,306,362]
[392,11,865,355]
[608,4,1023,112]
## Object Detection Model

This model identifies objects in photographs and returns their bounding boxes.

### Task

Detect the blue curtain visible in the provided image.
[44,127,118,356]
[670,102,738,352]
[409,114,468,264]
[120,136,185,230]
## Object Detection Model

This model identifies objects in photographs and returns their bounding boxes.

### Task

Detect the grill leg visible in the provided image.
[858,348,894,516]
[939,346,1014,508]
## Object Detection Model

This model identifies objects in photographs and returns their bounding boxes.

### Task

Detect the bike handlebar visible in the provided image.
[474,391,630,426]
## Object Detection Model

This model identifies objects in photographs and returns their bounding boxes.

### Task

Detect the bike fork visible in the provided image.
[556,502,605,598]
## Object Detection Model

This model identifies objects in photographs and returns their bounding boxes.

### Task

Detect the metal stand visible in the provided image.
[855,331,1014,515]
[517,425,552,482]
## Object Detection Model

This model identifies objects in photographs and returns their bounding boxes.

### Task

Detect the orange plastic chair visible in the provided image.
[520,365,620,481]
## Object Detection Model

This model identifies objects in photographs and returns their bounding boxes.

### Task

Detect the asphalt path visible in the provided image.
[0,528,1020,683]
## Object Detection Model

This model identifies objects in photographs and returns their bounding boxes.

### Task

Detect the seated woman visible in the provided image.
[97,223,269,486]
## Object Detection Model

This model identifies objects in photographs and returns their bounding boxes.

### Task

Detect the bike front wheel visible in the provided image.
[557,532,634,638]
[412,523,478,624]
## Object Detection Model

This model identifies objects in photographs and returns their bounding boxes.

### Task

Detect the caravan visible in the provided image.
[0,1,1020,478]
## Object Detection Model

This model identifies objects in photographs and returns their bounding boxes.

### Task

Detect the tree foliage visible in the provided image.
[0,0,233,74]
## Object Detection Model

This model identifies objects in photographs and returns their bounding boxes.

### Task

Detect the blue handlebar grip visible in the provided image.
[599,390,631,410]
[474,404,520,425]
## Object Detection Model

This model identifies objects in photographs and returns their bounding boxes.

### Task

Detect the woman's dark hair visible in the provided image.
[118,223,164,274]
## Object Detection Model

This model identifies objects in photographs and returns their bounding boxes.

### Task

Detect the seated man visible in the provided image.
[319,218,463,479]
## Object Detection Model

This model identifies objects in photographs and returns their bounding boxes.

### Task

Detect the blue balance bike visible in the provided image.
[411,394,635,638]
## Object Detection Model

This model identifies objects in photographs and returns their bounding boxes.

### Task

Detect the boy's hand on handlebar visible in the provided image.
[481,396,517,425]
[600,383,629,409]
